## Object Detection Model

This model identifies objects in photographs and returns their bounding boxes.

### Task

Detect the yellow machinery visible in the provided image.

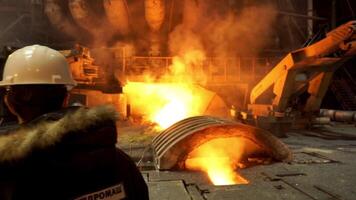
[60,45,122,93]
[60,45,101,86]
[60,45,125,117]
[58,21,356,134]
[248,21,356,136]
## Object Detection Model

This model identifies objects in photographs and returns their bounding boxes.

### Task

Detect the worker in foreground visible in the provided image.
[0,45,149,200]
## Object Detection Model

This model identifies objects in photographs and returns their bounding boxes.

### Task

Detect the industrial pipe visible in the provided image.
[182,0,201,29]
[68,0,104,36]
[320,109,356,122]
[44,0,81,38]
[144,0,165,32]
[144,0,165,55]
[103,0,130,35]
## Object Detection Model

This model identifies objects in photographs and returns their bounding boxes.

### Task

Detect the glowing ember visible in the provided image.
[185,138,254,185]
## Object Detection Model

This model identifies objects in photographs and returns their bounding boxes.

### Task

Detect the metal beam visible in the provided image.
[331,0,336,28]
[278,11,326,21]
[0,14,29,40]
[0,6,20,12]
[307,0,313,37]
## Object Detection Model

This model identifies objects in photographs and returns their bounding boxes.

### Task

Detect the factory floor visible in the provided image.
[117,123,356,200]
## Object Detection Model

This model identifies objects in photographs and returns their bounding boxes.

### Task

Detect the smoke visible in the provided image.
[44,0,277,57]
[135,0,279,89]
[164,0,277,109]
[169,0,277,57]
[203,5,277,57]
[168,0,205,57]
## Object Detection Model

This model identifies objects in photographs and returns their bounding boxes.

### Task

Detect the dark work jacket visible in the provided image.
[0,105,148,200]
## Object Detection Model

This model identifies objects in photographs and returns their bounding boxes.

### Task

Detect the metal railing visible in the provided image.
[120,56,281,84]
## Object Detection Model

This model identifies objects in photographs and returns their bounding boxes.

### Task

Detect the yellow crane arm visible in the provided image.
[250,21,356,113]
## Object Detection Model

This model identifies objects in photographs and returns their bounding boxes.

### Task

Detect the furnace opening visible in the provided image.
[185,137,265,185]
[152,116,293,186]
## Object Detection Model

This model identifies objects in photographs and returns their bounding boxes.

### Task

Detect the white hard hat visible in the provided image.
[0,45,76,90]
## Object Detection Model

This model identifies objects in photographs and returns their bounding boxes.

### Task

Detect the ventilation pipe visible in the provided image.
[145,0,165,31]
[68,0,110,43]
[103,0,130,36]
[182,0,201,29]
[144,0,165,56]
[320,109,356,122]
[44,0,81,39]
[68,0,99,31]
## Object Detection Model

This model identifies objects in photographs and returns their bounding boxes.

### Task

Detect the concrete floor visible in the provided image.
[118,123,356,200]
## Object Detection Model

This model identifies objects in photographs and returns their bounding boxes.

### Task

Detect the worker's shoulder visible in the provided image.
[27,105,118,132]
[0,105,119,164]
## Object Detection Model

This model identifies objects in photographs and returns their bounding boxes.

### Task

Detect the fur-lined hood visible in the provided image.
[0,105,118,163]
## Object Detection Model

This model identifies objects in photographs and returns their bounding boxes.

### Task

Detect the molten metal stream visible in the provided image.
[185,137,259,185]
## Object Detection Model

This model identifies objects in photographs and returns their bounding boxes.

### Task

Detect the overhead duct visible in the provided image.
[68,0,108,39]
[145,0,165,32]
[144,0,165,55]
[320,109,356,122]
[44,0,82,38]
[103,0,130,36]
[182,0,201,29]
[152,116,292,170]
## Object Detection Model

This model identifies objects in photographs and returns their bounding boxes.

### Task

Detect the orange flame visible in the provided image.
[185,138,252,185]
[152,99,188,129]
[123,50,210,130]
[123,82,213,130]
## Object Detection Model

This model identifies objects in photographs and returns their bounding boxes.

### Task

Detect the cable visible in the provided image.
[345,0,355,19]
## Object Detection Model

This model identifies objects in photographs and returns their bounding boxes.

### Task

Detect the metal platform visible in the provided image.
[118,123,356,200]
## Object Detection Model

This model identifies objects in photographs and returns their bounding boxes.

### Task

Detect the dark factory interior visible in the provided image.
[0,0,356,199]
